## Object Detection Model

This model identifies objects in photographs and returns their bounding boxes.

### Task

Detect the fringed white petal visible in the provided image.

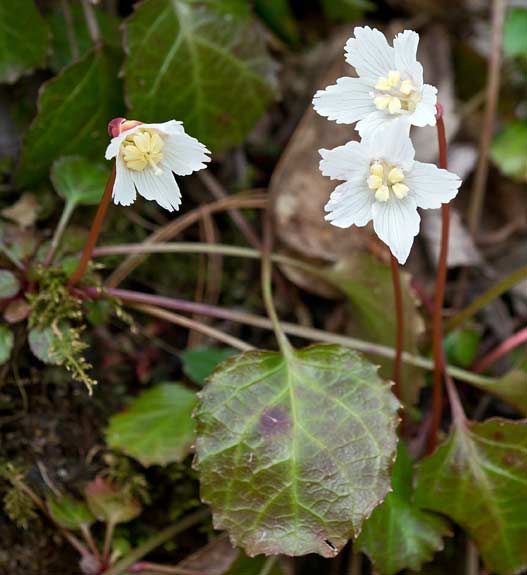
[406,161,461,209]
[394,30,423,86]
[131,169,182,212]
[366,121,415,168]
[411,84,438,127]
[345,26,395,80]
[313,77,376,124]
[319,141,370,182]
[162,133,211,176]
[112,158,136,206]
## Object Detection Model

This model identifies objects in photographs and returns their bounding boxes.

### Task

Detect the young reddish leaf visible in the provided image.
[194,344,400,557]
[357,444,451,575]
[415,418,527,575]
[106,383,198,467]
[85,477,141,525]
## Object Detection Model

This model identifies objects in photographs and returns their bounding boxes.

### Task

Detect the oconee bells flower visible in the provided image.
[105,118,210,211]
[313,27,437,136]
[320,123,461,264]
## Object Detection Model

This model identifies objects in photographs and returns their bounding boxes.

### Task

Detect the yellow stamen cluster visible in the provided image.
[373,70,418,114]
[122,129,165,174]
[367,161,409,202]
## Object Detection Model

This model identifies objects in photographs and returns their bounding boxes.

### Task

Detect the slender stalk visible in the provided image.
[261,214,293,356]
[472,327,527,373]
[80,287,498,388]
[130,562,204,575]
[80,524,100,559]
[467,0,505,236]
[428,106,450,455]
[103,520,115,563]
[132,303,253,352]
[390,254,403,400]
[104,509,210,575]
[44,200,76,266]
[259,556,278,575]
[69,163,116,286]
[446,265,527,331]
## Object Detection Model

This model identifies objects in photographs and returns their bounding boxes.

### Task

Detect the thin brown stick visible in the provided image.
[467,0,505,237]
[472,327,527,373]
[81,0,102,46]
[198,171,262,249]
[69,163,116,286]
[390,254,403,401]
[60,0,79,59]
[106,193,267,288]
[132,304,254,352]
[428,107,450,455]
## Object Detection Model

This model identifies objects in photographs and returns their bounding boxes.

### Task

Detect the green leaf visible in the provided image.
[0,270,20,299]
[0,0,49,83]
[415,418,527,575]
[182,346,238,385]
[194,344,400,557]
[356,444,451,575]
[503,8,527,57]
[85,477,142,525]
[106,383,198,466]
[28,325,62,365]
[46,2,119,72]
[0,325,14,365]
[48,495,95,530]
[490,121,527,182]
[51,156,109,207]
[16,49,122,188]
[325,254,424,407]
[124,0,276,151]
[444,329,481,369]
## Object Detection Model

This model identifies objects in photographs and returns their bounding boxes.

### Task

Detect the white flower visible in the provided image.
[320,123,461,264]
[313,27,437,136]
[105,119,210,211]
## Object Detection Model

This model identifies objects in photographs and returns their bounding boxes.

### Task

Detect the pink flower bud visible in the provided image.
[107,118,143,138]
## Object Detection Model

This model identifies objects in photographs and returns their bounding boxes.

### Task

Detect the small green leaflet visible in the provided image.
[357,444,451,575]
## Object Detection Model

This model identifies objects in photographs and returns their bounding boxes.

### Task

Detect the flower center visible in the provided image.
[121,129,165,174]
[367,161,409,202]
[372,70,420,114]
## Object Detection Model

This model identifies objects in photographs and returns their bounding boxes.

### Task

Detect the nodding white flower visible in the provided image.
[313,27,437,136]
[105,118,210,211]
[320,124,461,264]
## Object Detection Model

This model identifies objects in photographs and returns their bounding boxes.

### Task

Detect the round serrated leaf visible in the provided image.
[124,0,276,151]
[106,383,198,467]
[0,325,14,365]
[48,496,95,530]
[85,477,141,525]
[51,156,109,206]
[0,270,20,299]
[194,344,400,557]
[181,346,238,386]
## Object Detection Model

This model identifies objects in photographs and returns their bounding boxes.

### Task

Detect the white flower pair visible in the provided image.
[313,27,461,264]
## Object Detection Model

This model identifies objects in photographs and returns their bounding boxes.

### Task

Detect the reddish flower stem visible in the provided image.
[68,162,116,286]
[390,253,403,401]
[427,104,450,455]
[472,327,527,374]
